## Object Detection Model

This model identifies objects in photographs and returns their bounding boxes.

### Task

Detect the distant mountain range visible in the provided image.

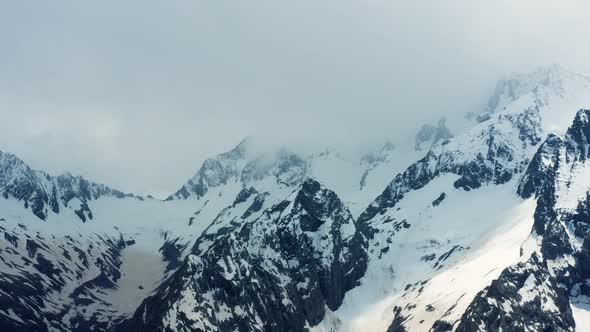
[2,64,590,331]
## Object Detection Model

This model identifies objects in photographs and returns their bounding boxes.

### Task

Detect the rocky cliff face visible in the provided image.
[166,139,310,202]
[0,151,132,221]
[358,106,543,226]
[452,110,590,332]
[3,66,590,332]
[352,67,590,332]
[0,218,136,331]
[119,179,369,331]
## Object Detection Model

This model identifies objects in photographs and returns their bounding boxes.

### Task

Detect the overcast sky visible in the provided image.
[1,1,589,197]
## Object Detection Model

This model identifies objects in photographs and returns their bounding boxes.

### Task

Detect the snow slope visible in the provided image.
[315,65,590,332]
[313,177,535,332]
[2,64,590,332]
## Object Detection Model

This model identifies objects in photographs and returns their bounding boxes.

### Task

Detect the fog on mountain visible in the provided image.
[2,1,590,332]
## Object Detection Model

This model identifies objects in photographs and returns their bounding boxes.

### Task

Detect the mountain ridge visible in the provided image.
[2,65,590,331]
[0,149,138,221]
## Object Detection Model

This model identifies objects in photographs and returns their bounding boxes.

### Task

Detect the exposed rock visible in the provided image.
[455,254,574,332]
[359,107,542,225]
[0,151,131,221]
[415,118,454,152]
[432,192,446,207]
[118,179,369,332]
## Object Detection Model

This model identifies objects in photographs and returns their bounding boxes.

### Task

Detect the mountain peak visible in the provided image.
[487,64,590,114]
[166,138,311,201]
[0,149,131,221]
[223,136,252,160]
[0,150,35,183]
[565,109,590,162]
[571,108,590,126]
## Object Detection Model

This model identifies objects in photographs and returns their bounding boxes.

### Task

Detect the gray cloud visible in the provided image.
[1,0,589,197]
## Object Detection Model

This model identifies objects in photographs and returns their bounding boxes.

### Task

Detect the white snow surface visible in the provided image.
[490,64,590,135]
[313,64,590,331]
[2,64,590,330]
[312,177,535,332]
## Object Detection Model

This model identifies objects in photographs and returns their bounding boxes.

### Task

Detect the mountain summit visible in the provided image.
[0,150,133,221]
[2,66,590,331]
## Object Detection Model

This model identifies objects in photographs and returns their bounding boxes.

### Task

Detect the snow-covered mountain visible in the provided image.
[0,150,136,221]
[2,64,590,332]
[164,134,429,219]
[120,179,369,331]
[313,65,590,332]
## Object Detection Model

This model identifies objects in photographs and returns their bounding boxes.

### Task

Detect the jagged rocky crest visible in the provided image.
[486,64,589,114]
[450,110,590,332]
[166,139,308,201]
[359,106,543,225]
[0,151,133,221]
[3,66,590,332]
[119,179,369,331]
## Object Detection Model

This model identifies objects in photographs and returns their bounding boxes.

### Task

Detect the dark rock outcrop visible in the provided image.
[456,254,574,332]
[0,151,131,221]
[415,118,454,152]
[118,179,369,332]
[453,110,590,332]
[359,107,542,225]
[0,224,135,331]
